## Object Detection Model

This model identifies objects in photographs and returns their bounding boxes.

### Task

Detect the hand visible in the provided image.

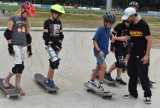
[48,41,53,45]
[8,44,15,56]
[110,47,115,53]
[27,46,32,58]
[99,51,104,58]
[51,43,60,52]
[141,55,149,64]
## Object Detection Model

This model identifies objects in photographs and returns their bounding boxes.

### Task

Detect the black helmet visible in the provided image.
[129,1,139,8]
[103,11,116,23]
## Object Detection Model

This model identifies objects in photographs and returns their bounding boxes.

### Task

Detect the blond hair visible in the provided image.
[16,8,31,33]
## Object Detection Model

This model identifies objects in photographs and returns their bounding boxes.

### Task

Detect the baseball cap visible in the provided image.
[121,7,136,20]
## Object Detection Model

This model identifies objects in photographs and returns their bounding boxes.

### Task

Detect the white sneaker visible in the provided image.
[87,80,97,88]
[145,97,151,104]
[98,83,108,92]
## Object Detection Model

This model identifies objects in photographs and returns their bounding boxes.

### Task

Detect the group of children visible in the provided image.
[2,1,152,104]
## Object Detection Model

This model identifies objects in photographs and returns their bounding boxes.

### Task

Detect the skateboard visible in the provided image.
[84,82,116,99]
[137,79,156,88]
[92,69,117,86]
[34,73,59,93]
[0,78,21,98]
[149,81,156,88]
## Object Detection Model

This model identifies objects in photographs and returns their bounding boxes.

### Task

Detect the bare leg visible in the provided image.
[91,65,101,81]
[15,74,21,87]
[108,63,116,73]
[47,67,54,80]
[99,64,107,83]
[117,68,122,78]
[5,72,14,80]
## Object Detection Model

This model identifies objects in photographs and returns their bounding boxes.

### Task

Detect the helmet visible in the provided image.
[103,11,116,23]
[21,1,35,17]
[129,1,139,8]
[51,4,65,14]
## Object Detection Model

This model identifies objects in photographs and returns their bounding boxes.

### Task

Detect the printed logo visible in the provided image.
[49,24,61,37]
[129,30,143,37]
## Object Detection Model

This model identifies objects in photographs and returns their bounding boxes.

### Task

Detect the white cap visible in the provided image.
[121,7,136,20]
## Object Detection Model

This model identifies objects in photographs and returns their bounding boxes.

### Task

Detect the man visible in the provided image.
[112,7,152,104]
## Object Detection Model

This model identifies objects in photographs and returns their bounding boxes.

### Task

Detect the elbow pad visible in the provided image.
[26,34,32,44]
[59,32,64,40]
[43,32,51,42]
[4,29,12,40]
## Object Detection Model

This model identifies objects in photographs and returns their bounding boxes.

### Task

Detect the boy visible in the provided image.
[87,11,116,92]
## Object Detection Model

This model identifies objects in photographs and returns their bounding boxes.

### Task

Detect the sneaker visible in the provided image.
[45,79,55,88]
[98,83,108,92]
[87,80,97,88]
[105,73,114,82]
[16,86,25,95]
[145,97,151,104]
[2,78,9,88]
[123,94,137,99]
[116,78,127,85]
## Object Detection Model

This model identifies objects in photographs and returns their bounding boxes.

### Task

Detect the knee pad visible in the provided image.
[12,64,25,74]
[116,56,125,68]
[49,59,60,69]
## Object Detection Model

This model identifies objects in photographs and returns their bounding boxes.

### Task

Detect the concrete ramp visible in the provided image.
[0,31,159,108]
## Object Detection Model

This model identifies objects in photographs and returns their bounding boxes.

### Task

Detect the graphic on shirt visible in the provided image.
[129,30,143,37]
[22,26,26,32]
[49,24,61,37]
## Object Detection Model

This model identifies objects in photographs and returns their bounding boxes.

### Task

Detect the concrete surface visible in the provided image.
[0,30,159,108]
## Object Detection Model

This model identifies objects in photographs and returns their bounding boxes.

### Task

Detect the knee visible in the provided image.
[12,64,25,74]
[101,64,107,70]
[49,59,60,69]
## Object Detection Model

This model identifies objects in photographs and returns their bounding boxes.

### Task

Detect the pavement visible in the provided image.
[0,29,159,108]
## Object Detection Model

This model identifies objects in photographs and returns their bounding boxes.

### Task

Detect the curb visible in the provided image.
[0,27,97,32]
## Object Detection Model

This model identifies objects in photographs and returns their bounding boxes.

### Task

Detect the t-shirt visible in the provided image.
[114,23,128,48]
[43,19,62,45]
[9,15,27,46]
[93,26,111,56]
[127,19,151,56]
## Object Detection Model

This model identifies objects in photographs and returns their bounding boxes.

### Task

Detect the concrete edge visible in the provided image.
[0,27,97,32]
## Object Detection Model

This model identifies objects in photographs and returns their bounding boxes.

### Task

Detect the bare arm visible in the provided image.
[141,35,152,64]
[93,40,100,51]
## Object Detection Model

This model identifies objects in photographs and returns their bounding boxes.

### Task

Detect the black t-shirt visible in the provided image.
[127,19,151,56]
[114,23,128,48]
[43,19,62,45]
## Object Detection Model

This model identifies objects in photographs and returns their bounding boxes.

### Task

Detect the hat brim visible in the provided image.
[121,14,129,20]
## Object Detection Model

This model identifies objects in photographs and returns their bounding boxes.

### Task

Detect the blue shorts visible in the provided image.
[95,54,106,65]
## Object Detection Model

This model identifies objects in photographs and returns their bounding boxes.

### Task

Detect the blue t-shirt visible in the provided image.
[93,26,111,56]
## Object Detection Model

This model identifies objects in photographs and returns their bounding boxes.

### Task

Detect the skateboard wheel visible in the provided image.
[7,95,10,98]
[103,96,106,99]
[46,90,50,93]
[108,96,112,98]
[35,80,38,84]
[87,89,91,92]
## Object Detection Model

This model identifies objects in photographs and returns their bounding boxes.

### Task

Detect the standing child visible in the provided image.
[43,4,65,88]
[2,1,35,95]
[105,20,130,85]
[87,11,116,92]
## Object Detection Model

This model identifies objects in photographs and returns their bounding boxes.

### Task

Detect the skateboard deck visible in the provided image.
[137,79,156,88]
[84,82,116,99]
[34,73,59,93]
[0,78,20,98]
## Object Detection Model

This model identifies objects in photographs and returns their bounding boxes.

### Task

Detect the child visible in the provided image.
[2,1,35,95]
[105,20,130,85]
[87,11,116,92]
[43,4,65,88]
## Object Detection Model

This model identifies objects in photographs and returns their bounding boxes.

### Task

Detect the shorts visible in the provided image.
[95,54,106,65]
[13,45,27,64]
[45,45,59,62]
